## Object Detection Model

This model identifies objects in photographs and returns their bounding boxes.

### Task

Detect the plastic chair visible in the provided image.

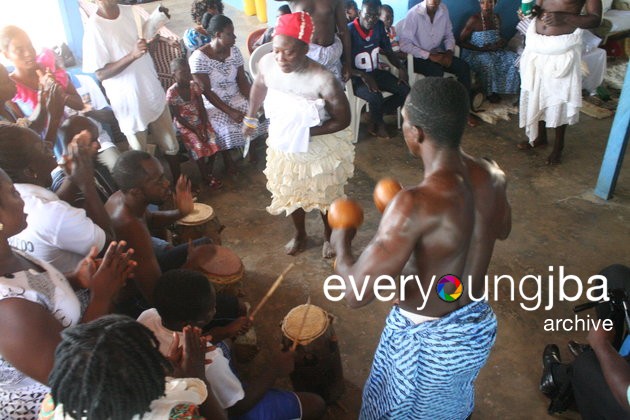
[247,27,267,54]
[249,42,273,78]
[345,80,367,143]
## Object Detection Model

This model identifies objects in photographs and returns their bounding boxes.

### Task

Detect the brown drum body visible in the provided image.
[195,244,244,296]
[171,203,224,245]
[281,305,345,404]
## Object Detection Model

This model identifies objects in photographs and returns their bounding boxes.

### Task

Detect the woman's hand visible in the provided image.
[167,326,214,379]
[88,241,136,299]
[227,108,245,124]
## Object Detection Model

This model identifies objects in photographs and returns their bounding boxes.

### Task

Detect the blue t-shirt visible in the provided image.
[347,19,393,73]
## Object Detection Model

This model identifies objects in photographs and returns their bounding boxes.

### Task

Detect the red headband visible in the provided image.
[274,12,313,44]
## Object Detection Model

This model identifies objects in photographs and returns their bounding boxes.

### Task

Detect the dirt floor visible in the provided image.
[143,2,630,418]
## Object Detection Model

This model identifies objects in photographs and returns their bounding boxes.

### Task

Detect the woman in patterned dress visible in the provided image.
[167,58,221,189]
[189,15,268,174]
[459,0,520,103]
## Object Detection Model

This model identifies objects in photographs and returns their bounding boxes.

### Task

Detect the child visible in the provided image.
[138,269,326,419]
[167,57,222,189]
[380,4,404,59]
[345,0,358,22]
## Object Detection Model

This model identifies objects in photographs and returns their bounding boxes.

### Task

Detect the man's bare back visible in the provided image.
[535,0,601,35]
[331,78,511,318]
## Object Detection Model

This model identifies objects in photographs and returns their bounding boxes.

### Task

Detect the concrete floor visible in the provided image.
[144,2,630,418]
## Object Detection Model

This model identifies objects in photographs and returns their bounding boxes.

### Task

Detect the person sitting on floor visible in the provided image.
[459,0,520,103]
[0,63,64,145]
[0,124,113,274]
[138,269,327,419]
[348,0,409,139]
[51,115,119,207]
[39,314,226,420]
[105,150,199,317]
[167,58,221,190]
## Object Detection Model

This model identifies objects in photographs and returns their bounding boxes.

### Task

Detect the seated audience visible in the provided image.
[105,150,205,316]
[201,0,225,33]
[40,315,226,419]
[138,269,327,419]
[459,0,520,103]
[184,0,214,55]
[0,63,64,145]
[345,0,359,22]
[167,58,221,189]
[380,4,404,58]
[253,4,292,49]
[1,26,85,156]
[398,0,478,126]
[349,0,409,139]
[190,15,268,173]
[0,124,112,274]
[0,164,133,418]
[51,116,119,207]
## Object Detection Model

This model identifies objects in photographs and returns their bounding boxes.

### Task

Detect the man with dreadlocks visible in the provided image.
[39,315,226,419]
[330,78,511,419]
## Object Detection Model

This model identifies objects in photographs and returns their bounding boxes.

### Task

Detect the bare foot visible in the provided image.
[546,152,562,165]
[322,241,336,259]
[375,124,390,139]
[517,137,548,150]
[285,235,307,256]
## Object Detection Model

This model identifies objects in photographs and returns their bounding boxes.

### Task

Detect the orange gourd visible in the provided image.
[328,198,364,229]
[373,178,402,213]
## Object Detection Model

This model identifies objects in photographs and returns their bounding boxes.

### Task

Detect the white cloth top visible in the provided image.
[82,5,166,134]
[137,308,245,409]
[264,88,325,153]
[51,377,207,420]
[8,184,106,274]
[0,250,80,393]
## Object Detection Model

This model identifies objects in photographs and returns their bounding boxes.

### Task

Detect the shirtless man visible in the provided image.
[518,0,601,164]
[330,77,511,418]
[105,150,196,314]
[244,12,353,258]
[276,0,351,82]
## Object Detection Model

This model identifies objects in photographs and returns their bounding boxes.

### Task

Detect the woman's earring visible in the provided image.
[0,223,4,231]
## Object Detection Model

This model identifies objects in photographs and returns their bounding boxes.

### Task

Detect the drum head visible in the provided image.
[199,245,244,284]
[178,203,214,226]
[282,304,329,345]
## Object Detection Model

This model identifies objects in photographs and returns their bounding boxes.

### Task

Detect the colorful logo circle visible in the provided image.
[436,275,463,302]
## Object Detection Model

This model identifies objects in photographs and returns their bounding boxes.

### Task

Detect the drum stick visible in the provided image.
[291,297,311,351]
[250,263,295,319]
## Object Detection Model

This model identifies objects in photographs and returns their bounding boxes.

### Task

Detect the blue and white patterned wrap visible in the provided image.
[360,301,497,420]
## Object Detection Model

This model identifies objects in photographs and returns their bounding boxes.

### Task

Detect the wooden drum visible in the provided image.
[281,304,345,404]
[171,203,224,245]
[195,244,244,296]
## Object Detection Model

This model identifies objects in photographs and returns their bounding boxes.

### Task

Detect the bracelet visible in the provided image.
[243,121,258,129]
[243,115,258,124]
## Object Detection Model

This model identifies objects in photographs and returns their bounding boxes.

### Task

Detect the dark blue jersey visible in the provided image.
[347,19,393,73]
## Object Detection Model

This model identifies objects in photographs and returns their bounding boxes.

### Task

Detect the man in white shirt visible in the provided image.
[82,0,181,180]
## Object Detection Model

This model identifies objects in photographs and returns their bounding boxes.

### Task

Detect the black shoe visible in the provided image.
[567,340,591,358]
[540,344,561,398]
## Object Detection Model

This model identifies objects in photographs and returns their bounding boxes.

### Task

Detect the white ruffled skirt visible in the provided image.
[264,127,355,216]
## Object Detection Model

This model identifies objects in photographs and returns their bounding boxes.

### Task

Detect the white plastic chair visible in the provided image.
[249,42,273,79]
[345,80,368,144]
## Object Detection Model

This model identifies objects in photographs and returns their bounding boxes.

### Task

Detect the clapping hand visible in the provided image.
[87,241,136,298]
[167,326,214,379]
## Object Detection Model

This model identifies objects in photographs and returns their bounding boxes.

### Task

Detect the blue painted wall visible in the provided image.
[256,0,520,41]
